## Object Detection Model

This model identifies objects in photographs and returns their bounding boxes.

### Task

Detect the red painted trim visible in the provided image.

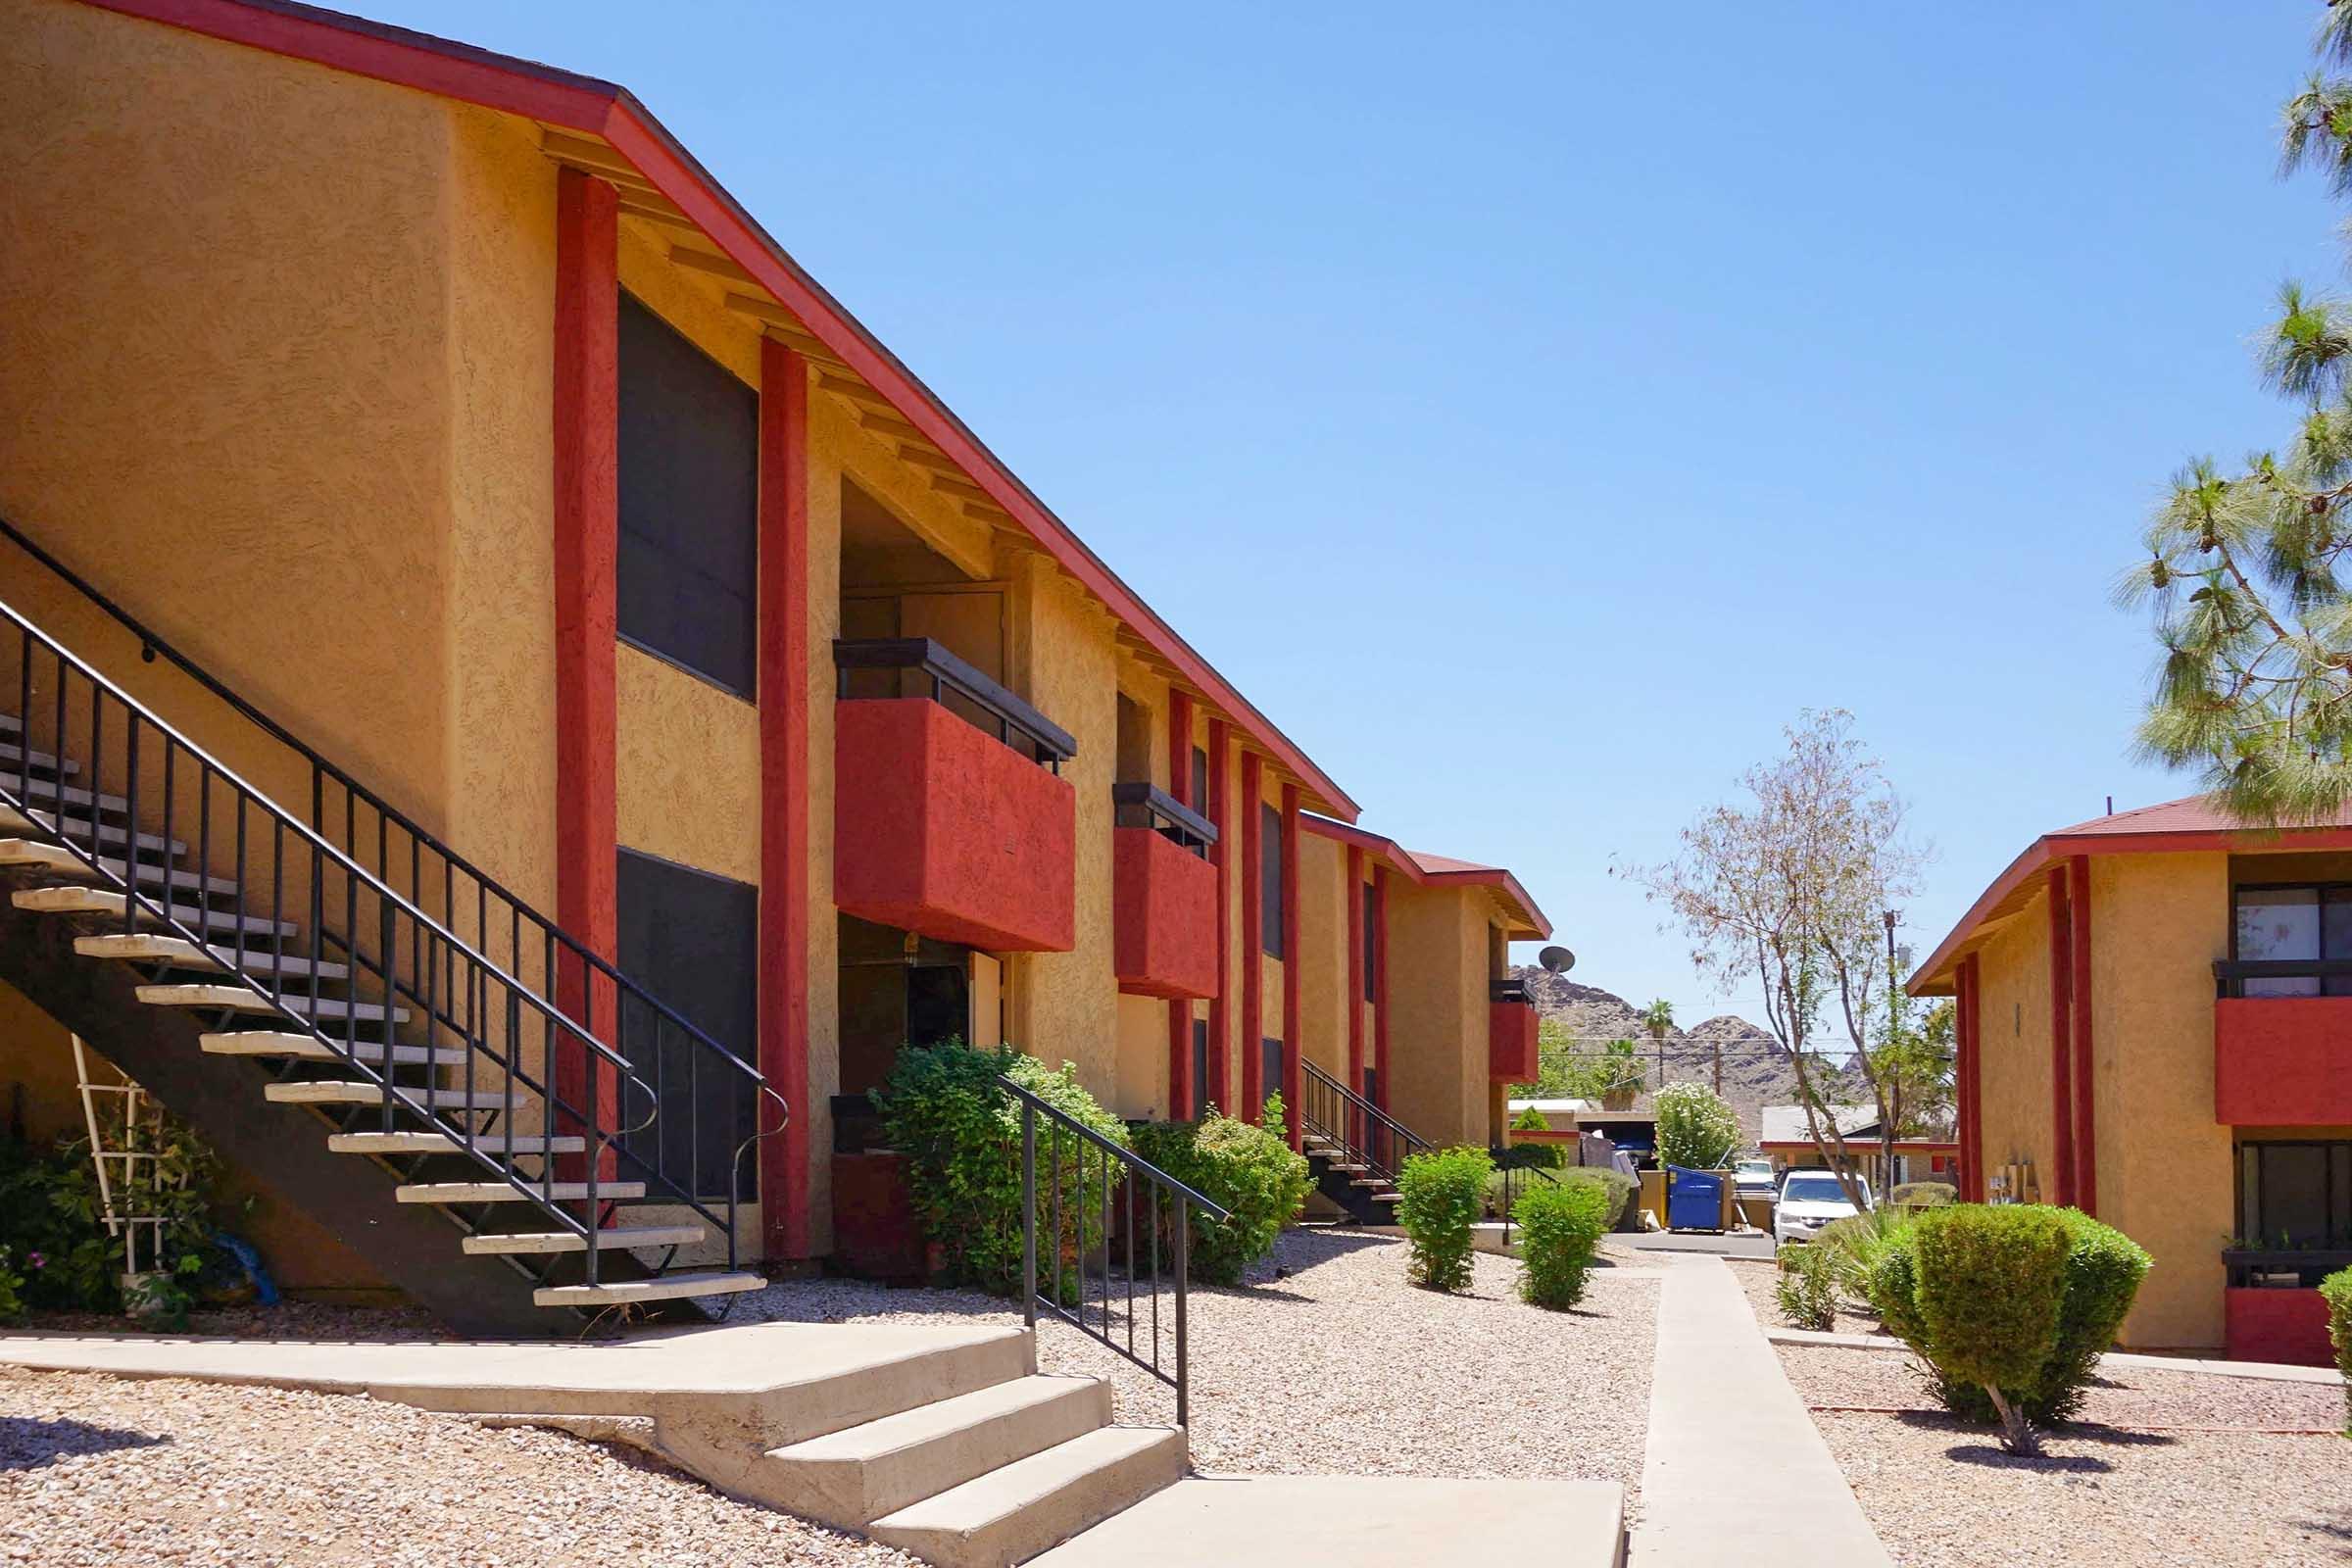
[2067,855,2095,1216]
[1956,955,1982,1201]
[1206,719,1231,1115]
[1346,845,1366,1101]
[78,0,1357,821]
[1373,866,1392,1111]
[2214,996,2352,1122]
[1240,751,1263,1122]
[1166,693,1196,1119]
[1280,783,1302,1150]
[758,339,810,1259]
[2046,866,2076,1209]
[551,168,618,1167]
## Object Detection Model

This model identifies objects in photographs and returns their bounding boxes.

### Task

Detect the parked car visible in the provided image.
[1773,1169,1871,1247]
[1732,1158,1778,1200]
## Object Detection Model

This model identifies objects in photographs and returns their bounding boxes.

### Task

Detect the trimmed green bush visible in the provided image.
[1128,1109,1312,1287]
[1776,1241,1838,1331]
[1484,1163,1637,1229]
[1506,1104,1563,1168]
[1913,1204,2072,1451]
[2318,1265,2350,1436]
[1653,1081,1740,1170]
[1889,1181,1957,1210]
[1396,1145,1492,1293]
[872,1041,1128,1298]
[1512,1177,1610,1309]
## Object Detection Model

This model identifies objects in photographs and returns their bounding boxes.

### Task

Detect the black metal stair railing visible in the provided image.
[0,579,783,1291]
[1298,1058,1429,1183]
[1005,1073,1229,1428]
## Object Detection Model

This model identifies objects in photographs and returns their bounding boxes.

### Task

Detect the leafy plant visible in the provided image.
[2322,1265,2351,1436]
[1813,1208,1913,1303]
[1396,1146,1492,1293]
[1512,1177,1610,1310]
[0,1245,28,1324]
[0,1121,232,1321]
[871,1040,1129,1298]
[1129,1109,1311,1287]
[1507,1103,1563,1168]
[1654,1081,1740,1170]
[1776,1241,1839,1331]
[1889,1181,1957,1211]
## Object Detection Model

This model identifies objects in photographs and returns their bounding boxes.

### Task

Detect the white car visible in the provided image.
[1774,1169,1872,1247]
[1732,1158,1778,1200]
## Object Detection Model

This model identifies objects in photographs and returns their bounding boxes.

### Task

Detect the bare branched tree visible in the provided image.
[1631,710,1926,1207]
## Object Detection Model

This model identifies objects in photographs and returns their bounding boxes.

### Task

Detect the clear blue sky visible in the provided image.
[375,0,2334,1019]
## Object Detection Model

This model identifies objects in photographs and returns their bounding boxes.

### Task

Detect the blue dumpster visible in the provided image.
[1665,1164,1724,1232]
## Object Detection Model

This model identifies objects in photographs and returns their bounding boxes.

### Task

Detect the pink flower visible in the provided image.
[25,1252,44,1269]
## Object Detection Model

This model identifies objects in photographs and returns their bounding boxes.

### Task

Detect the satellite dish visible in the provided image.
[1538,946,1575,975]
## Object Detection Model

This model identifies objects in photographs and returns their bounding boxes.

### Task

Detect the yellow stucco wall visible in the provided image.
[1974,893,2055,1202]
[1296,833,1349,1080]
[1384,881,1488,1149]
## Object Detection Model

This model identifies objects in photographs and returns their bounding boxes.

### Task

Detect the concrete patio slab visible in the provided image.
[1632,1253,1889,1567]
[1028,1475,1627,1567]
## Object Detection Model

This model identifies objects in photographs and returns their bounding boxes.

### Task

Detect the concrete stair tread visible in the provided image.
[329,1130,578,1156]
[1,780,128,816]
[136,982,407,1022]
[463,1223,704,1254]
[0,841,236,895]
[14,885,294,936]
[765,1374,1112,1526]
[869,1425,1187,1568]
[397,1180,647,1203]
[202,1031,466,1067]
[265,1080,512,1110]
[77,932,350,980]
[0,803,181,856]
[0,740,78,775]
[531,1271,763,1308]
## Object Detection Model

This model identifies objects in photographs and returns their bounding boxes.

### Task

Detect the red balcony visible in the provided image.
[2225,1285,2338,1366]
[832,641,1076,953]
[1111,785,1219,1001]
[2212,996,2352,1124]
[1489,986,1539,1081]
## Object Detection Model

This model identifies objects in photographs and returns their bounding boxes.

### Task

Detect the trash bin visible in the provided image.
[1665,1164,1725,1233]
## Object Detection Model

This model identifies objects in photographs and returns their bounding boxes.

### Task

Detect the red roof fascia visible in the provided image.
[85,0,1360,821]
[1299,814,1551,939]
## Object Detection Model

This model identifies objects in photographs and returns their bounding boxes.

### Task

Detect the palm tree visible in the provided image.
[1640,998,1677,1094]
[1600,1037,1642,1112]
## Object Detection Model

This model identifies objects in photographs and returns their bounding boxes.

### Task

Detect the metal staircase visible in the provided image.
[1296,1059,1428,1223]
[0,519,783,1333]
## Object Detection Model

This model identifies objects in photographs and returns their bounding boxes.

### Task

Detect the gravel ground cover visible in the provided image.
[19,1300,444,1342]
[1776,1342,2352,1567]
[733,1227,1663,1502]
[0,1365,925,1568]
[1725,1253,1891,1339]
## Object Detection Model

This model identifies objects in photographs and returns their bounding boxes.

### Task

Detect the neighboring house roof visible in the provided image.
[1758,1103,1957,1150]
[1506,1099,1594,1114]
[1299,814,1551,939]
[1911,792,2352,996]
[91,0,1360,821]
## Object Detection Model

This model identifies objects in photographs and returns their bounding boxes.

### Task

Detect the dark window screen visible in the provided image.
[617,291,759,696]
[1261,1037,1283,1117]
[1362,883,1378,1001]
[1192,747,1209,815]
[1261,803,1283,957]
[2239,1141,2352,1249]
[616,849,759,1198]
[1193,1020,1209,1117]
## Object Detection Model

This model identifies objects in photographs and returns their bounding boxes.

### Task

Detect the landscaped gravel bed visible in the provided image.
[0,1364,924,1567]
[732,1227,1663,1503]
[1777,1343,2352,1567]
[19,1299,444,1342]
[1725,1253,1890,1338]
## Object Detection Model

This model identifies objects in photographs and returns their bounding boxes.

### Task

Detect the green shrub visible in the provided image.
[1653,1081,1740,1170]
[1776,1241,1839,1331]
[872,1040,1128,1298]
[2317,1265,2350,1437]
[1128,1110,1311,1287]
[1814,1208,1912,1303]
[1907,1206,2075,1452]
[1512,1178,1610,1309]
[1867,1206,2151,1432]
[1889,1181,1957,1210]
[1484,1163,1636,1229]
[1506,1104,1563,1168]
[1396,1146,1492,1293]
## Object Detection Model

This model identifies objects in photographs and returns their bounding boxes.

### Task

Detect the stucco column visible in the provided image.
[551,166,618,1169]
[1346,844,1365,1139]
[2068,854,2096,1216]
[1280,781,1302,1150]
[1206,718,1231,1114]
[1373,865,1391,1112]
[2046,865,2076,1208]
[1955,954,1980,1200]
[1240,750,1263,1121]
[758,337,811,1259]
[1165,690,1196,1119]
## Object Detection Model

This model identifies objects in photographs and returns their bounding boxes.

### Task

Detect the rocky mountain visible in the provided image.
[1510,967,1867,1143]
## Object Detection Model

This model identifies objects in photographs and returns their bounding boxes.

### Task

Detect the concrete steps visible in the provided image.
[869,1425,1189,1568]
[531,1270,764,1308]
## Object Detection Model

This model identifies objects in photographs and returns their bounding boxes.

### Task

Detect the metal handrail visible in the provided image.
[1490,977,1531,1004]
[0,515,764,1093]
[1004,1073,1228,1428]
[0,591,783,1287]
[1298,1058,1430,1184]
[834,637,1076,769]
[1109,781,1216,855]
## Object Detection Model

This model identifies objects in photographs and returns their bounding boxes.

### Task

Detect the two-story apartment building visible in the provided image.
[1913,796,2352,1366]
[0,0,1554,1328]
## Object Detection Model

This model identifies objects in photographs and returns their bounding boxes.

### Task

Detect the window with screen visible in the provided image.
[2231,883,2352,995]
[617,291,759,697]
[2238,1140,2352,1249]
[1362,882,1378,1001]
[1261,1037,1283,1116]
[1192,747,1209,815]
[615,849,759,1198]
[1193,1020,1209,1115]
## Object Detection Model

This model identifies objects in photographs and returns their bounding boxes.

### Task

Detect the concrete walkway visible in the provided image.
[1764,1324,2347,1385]
[1631,1253,1890,1568]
